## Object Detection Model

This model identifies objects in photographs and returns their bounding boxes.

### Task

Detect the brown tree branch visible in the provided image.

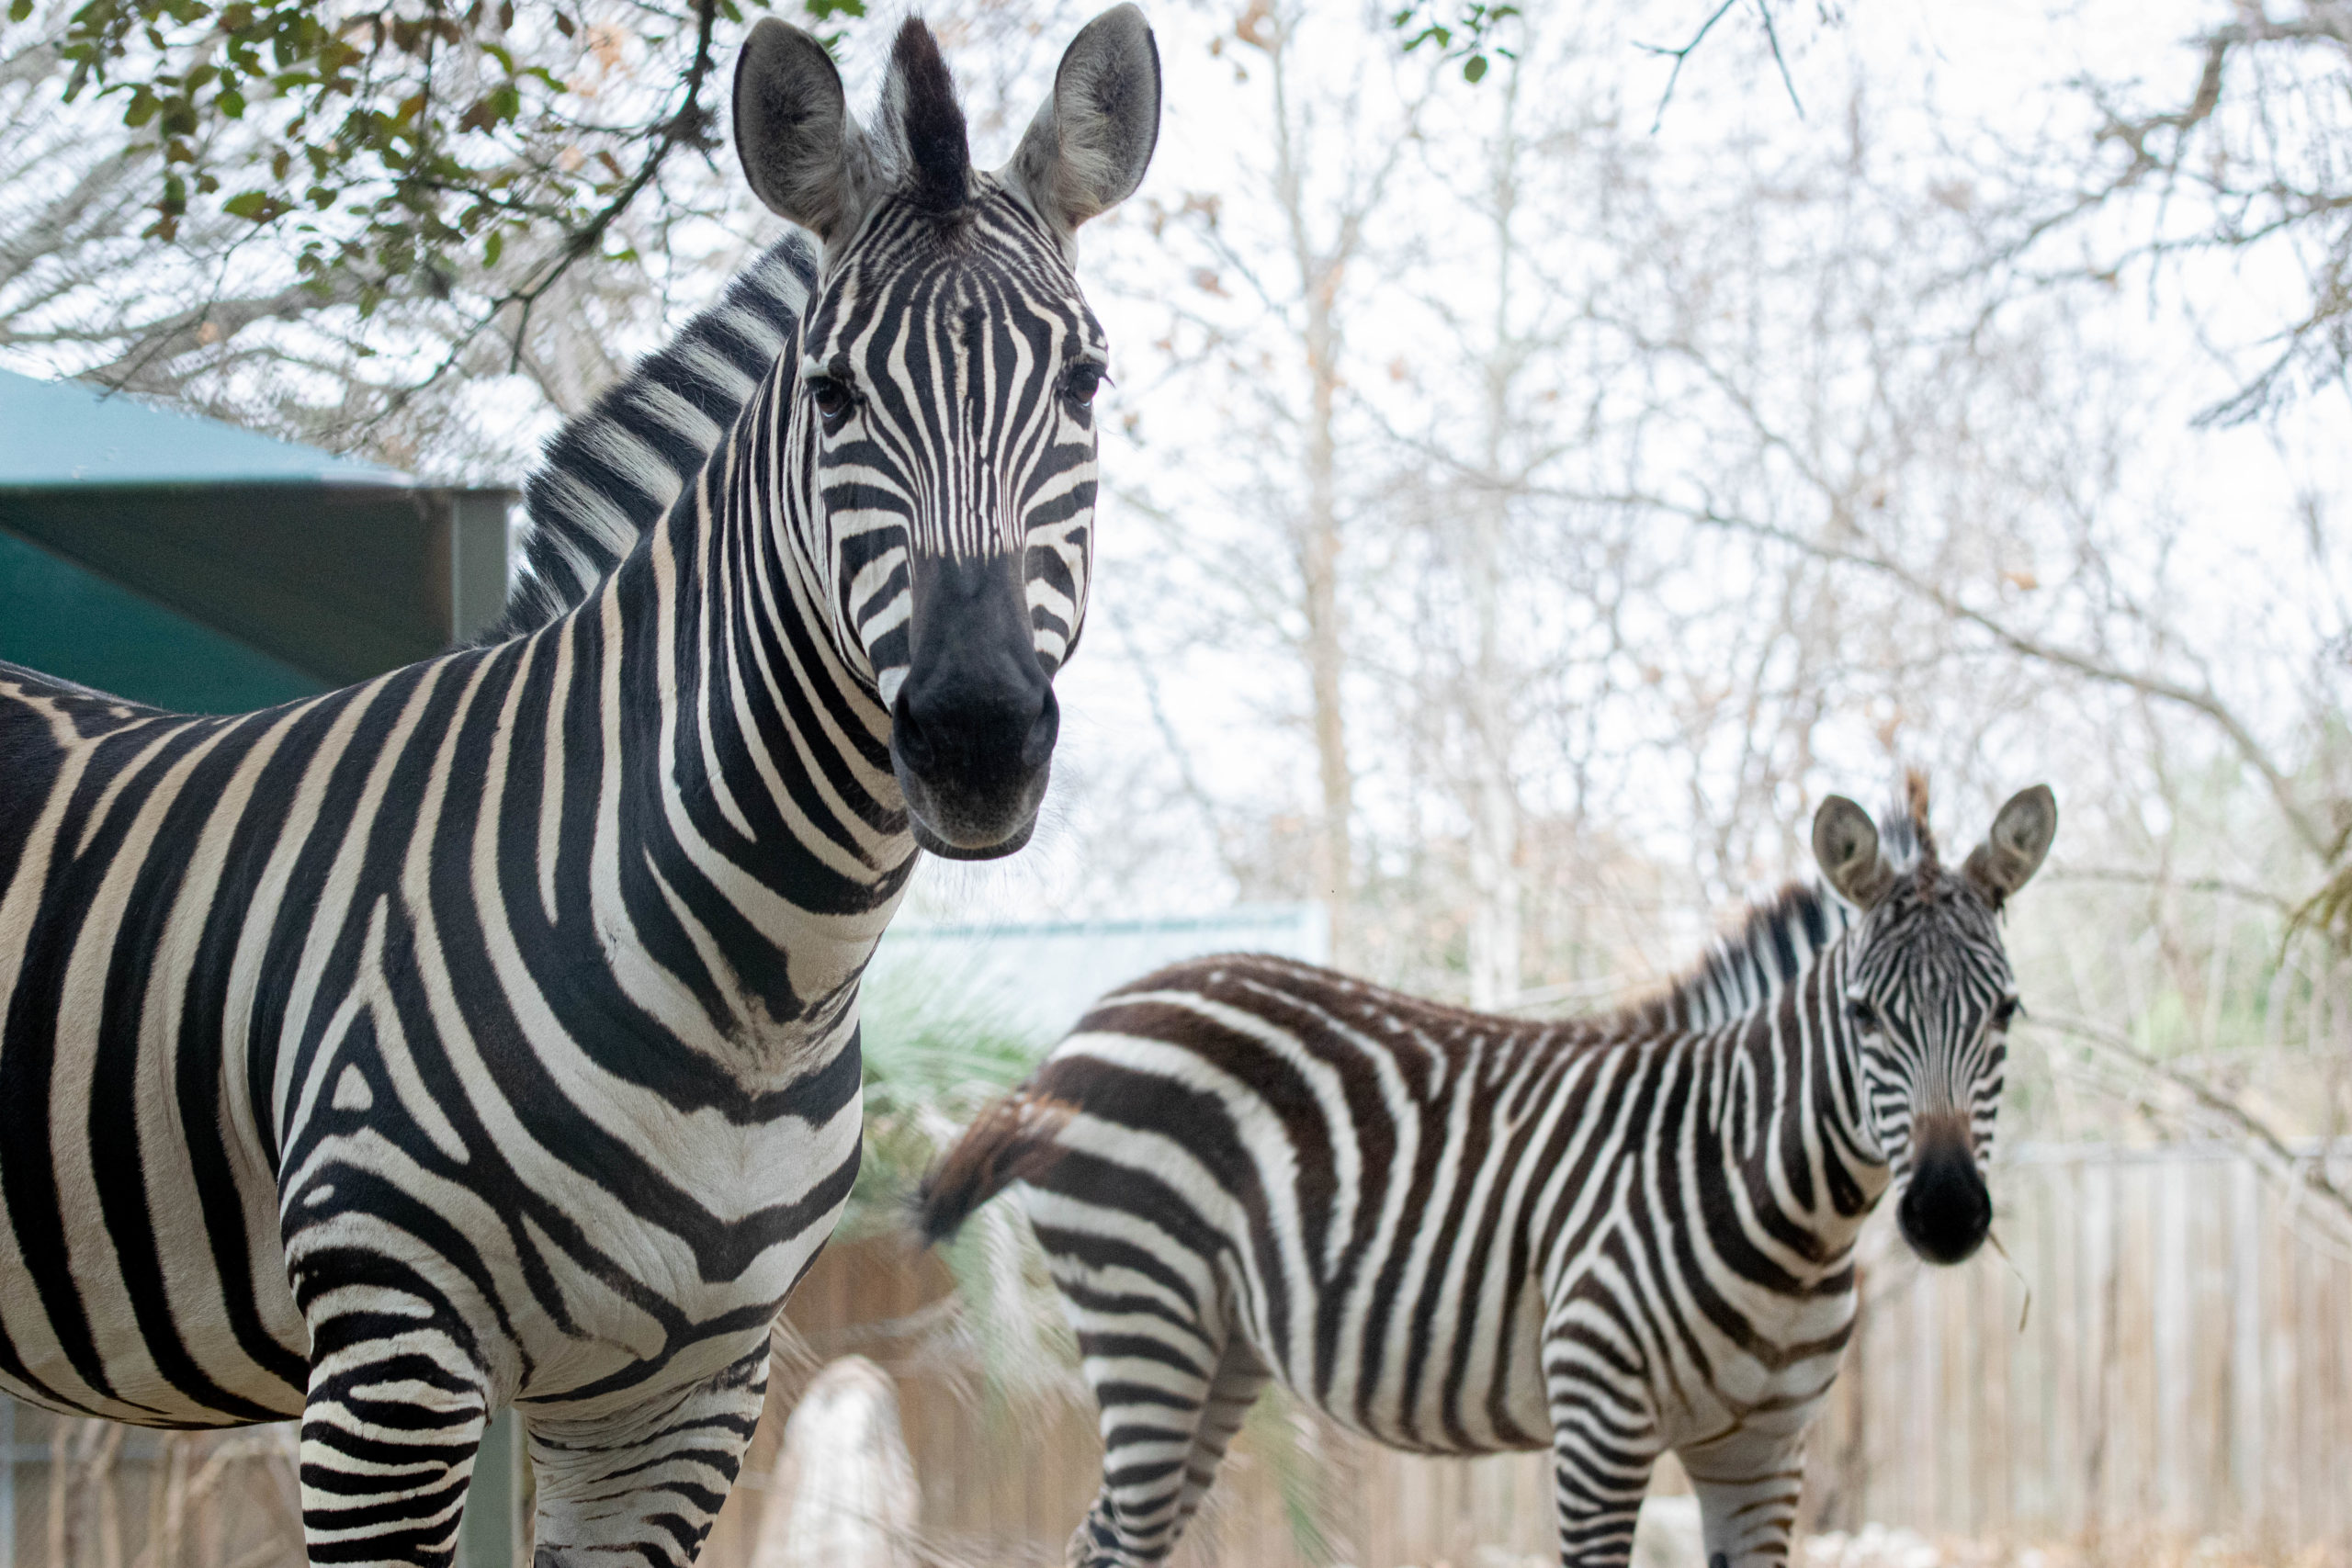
[2030,1011,2352,1243]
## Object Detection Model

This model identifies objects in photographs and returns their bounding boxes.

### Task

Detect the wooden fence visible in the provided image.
[4,1142,2346,1568]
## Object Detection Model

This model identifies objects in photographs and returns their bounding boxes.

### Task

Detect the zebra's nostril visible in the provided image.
[1022,686,1061,771]
[889,691,937,774]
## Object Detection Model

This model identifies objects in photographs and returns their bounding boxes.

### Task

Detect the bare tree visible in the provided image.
[1103,0,1430,967]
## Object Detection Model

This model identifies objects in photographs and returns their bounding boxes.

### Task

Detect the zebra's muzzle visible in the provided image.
[1896,1117,1991,1266]
[889,552,1060,860]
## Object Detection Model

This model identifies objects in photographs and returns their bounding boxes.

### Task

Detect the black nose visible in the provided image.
[1897,1132,1991,1266]
[890,676,1058,802]
[888,552,1059,857]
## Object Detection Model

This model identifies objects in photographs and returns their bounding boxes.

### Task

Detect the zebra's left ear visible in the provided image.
[1006,5,1161,236]
[1963,784,2058,908]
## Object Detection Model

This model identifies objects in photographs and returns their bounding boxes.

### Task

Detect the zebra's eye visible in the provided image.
[1990,997,2021,1031]
[807,376,854,433]
[1846,998,1880,1031]
[1064,362,1107,406]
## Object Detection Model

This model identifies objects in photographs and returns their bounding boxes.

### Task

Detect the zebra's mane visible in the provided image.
[1610,779,1942,1032]
[1609,888,1844,1034]
[475,232,819,645]
[1611,882,1851,1033]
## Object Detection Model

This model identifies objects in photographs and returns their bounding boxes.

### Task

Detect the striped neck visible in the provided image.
[553,332,917,1076]
[1647,890,1893,1246]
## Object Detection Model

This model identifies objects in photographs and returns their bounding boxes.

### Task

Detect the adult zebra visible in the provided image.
[0,12,1159,1568]
[920,779,2058,1568]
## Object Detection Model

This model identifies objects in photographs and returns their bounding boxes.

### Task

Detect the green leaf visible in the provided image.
[1463,52,1487,82]
[222,188,288,220]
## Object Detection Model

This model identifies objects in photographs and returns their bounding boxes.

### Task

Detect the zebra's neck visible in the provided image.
[1634,890,1892,1255]
[550,333,918,1077]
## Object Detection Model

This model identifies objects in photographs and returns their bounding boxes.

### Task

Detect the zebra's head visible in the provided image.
[1813,777,2058,1267]
[731,9,1159,859]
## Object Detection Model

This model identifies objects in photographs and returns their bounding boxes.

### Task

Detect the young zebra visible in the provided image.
[0,12,1158,1568]
[920,780,2058,1568]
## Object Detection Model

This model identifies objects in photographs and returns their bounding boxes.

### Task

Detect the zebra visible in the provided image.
[0,12,1159,1568]
[919,778,2058,1568]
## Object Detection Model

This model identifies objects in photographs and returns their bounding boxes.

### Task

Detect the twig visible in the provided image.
[1647,500,2332,858]
[2040,866,2297,915]
[1637,0,1801,132]
[356,0,725,434]
[1636,0,1737,133]
[2029,1011,2352,1241]
[1756,0,1802,120]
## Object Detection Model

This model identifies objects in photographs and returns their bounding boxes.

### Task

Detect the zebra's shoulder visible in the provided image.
[1611,881,1850,1034]
[481,231,820,644]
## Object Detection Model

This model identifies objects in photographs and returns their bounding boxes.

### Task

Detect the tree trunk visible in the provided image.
[1464,60,1523,1010]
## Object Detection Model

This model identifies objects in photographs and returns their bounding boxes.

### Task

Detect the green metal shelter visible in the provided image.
[0,369,515,712]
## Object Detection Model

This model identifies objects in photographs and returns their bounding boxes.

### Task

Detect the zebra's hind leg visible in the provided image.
[1063,1297,1239,1567]
[1165,1335,1272,1545]
[523,1343,770,1568]
[1680,1430,1806,1567]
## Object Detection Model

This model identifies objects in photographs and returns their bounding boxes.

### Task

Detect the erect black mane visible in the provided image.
[1611,880,1849,1033]
[891,18,970,212]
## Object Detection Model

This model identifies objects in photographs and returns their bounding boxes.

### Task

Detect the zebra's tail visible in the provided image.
[913,1089,1078,1247]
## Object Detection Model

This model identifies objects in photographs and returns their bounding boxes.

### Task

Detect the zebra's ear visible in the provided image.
[1815,795,1897,911]
[733,19,869,241]
[1963,784,2057,908]
[1006,4,1161,236]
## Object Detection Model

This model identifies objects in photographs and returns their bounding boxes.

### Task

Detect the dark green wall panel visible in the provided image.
[0,526,326,713]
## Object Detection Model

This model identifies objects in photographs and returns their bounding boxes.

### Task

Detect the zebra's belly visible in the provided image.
[1266,1263,1553,1457]
[0,1167,310,1429]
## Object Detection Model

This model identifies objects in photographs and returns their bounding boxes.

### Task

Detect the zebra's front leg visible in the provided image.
[524,1343,770,1568]
[1543,1377,1662,1568]
[300,1317,494,1567]
[1680,1430,1807,1568]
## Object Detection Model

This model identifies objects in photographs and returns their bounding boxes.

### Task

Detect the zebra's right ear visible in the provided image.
[733,19,869,241]
[1815,795,1897,912]
[1006,4,1161,237]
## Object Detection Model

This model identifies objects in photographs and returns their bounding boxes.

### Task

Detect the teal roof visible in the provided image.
[0,367,410,488]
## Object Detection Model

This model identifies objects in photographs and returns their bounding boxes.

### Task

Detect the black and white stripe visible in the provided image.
[919,779,2057,1568]
[0,12,1158,1568]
